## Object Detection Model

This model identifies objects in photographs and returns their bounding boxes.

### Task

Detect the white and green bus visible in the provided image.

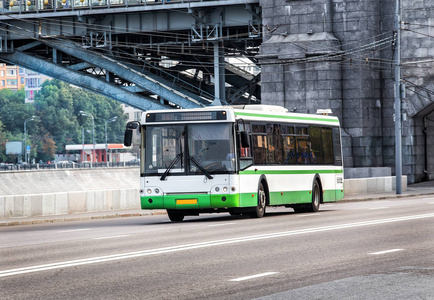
[124,105,344,222]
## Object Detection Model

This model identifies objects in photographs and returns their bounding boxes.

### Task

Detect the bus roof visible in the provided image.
[142,105,340,126]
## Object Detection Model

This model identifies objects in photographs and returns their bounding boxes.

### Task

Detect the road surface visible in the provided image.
[1,196,434,299]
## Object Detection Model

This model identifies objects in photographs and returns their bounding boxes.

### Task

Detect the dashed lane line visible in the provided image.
[1,213,434,278]
[369,249,404,255]
[230,272,279,282]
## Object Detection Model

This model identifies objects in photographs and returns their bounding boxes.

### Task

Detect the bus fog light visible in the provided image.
[223,187,228,192]
[147,189,152,194]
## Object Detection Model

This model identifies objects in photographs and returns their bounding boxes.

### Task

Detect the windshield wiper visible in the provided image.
[189,156,213,179]
[160,153,182,181]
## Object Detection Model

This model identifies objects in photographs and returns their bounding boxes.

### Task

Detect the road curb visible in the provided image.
[1,191,433,227]
[0,210,164,227]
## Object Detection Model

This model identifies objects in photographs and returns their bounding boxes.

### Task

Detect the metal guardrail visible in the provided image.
[3,0,216,14]
[0,161,139,171]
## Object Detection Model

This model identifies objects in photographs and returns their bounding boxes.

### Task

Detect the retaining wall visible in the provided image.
[0,189,140,218]
[344,176,407,196]
[0,169,407,218]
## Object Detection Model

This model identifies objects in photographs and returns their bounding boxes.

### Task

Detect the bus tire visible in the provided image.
[250,182,266,218]
[307,179,321,212]
[167,210,184,222]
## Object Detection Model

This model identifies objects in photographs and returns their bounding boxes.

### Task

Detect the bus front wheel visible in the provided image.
[250,182,266,218]
[167,210,185,222]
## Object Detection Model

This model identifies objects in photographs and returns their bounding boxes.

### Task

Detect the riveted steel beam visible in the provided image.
[44,38,208,108]
[0,50,166,110]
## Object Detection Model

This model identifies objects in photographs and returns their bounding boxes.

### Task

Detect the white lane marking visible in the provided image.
[369,207,389,210]
[2,212,434,278]
[57,228,91,233]
[93,235,130,240]
[369,249,404,255]
[297,213,321,217]
[230,272,279,282]
[208,223,236,227]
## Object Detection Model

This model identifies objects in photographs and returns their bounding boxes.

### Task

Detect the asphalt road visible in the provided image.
[1,196,434,300]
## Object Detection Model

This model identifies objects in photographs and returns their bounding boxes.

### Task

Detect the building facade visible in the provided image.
[0,64,50,102]
[258,0,434,183]
[0,64,24,91]
[24,69,51,103]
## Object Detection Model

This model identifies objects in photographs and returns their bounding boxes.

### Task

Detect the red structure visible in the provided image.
[65,143,130,163]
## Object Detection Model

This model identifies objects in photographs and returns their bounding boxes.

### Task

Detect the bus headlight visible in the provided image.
[147,189,152,194]
[223,187,228,193]
[154,188,160,194]
[215,187,220,192]
[231,186,236,192]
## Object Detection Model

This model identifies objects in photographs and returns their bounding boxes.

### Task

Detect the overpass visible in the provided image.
[0,0,262,110]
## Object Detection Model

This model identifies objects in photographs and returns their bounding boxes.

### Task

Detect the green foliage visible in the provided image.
[0,79,128,162]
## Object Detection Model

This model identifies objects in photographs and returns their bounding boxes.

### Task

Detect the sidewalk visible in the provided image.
[1,181,433,226]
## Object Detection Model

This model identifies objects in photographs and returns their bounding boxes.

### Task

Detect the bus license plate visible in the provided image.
[176,199,198,205]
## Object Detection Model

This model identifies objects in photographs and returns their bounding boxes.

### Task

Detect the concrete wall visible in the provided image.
[0,189,140,218]
[0,168,407,218]
[0,168,139,196]
[0,168,141,218]
[258,0,434,184]
[344,176,407,196]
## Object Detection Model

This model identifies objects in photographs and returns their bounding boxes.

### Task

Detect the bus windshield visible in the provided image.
[145,123,235,176]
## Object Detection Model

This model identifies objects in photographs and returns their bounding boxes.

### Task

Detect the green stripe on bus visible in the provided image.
[141,189,344,210]
[234,111,340,123]
[240,169,343,175]
[141,194,241,210]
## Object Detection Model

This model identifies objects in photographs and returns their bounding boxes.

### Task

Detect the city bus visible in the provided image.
[124,105,344,222]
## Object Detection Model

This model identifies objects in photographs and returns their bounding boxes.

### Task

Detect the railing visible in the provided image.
[2,0,216,14]
[0,161,140,171]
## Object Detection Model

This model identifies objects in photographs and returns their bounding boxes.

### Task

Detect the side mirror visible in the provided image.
[124,130,133,147]
[124,121,140,147]
[240,131,250,148]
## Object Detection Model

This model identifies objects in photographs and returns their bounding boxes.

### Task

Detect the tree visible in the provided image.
[0,88,35,134]
[0,119,6,162]
[0,79,128,163]
[34,79,127,154]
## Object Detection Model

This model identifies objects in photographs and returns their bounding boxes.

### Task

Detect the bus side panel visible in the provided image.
[334,169,344,201]
[267,173,313,205]
[319,173,337,203]
[239,173,260,207]
[320,169,344,203]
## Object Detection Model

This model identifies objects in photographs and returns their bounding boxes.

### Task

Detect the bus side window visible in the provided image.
[332,127,342,166]
[308,126,322,164]
[252,134,267,165]
[283,136,296,164]
[321,128,334,164]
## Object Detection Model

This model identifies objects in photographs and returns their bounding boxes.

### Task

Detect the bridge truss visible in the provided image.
[0,0,262,110]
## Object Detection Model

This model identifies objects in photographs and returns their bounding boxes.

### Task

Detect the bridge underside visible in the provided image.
[0,0,262,110]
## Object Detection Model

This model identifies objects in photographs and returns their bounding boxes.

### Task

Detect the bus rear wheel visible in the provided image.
[292,179,321,213]
[167,210,184,222]
[250,182,266,218]
[307,180,321,212]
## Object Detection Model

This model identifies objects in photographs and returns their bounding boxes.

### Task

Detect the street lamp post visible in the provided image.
[23,116,36,164]
[394,0,402,194]
[105,116,117,164]
[80,111,95,166]
[81,128,85,163]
